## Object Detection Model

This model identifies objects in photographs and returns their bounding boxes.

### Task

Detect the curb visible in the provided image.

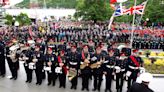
[152,74,164,77]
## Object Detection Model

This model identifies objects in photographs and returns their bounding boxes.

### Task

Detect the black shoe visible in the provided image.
[10,77,14,80]
[70,86,73,89]
[74,86,77,90]
[98,88,100,92]
[38,83,41,85]
[81,88,84,91]
[47,83,51,86]
[86,88,89,91]
[59,86,62,88]
[28,80,32,83]
[92,88,97,91]
[1,74,5,77]
[25,80,29,83]
[14,77,17,80]
[52,83,55,86]
[36,82,39,85]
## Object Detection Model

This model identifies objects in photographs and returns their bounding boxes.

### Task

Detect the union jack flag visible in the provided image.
[123,1,147,15]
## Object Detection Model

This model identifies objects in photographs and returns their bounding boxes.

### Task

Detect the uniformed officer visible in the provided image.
[7,45,20,80]
[45,47,58,86]
[6,41,13,78]
[115,53,127,92]
[129,73,154,92]
[80,45,92,91]
[57,50,68,88]
[67,45,80,90]
[34,46,44,85]
[0,40,6,77]
[91,46,104,91]
[104,49,116,92]
[127,49,144,90]
[20,44,33,83]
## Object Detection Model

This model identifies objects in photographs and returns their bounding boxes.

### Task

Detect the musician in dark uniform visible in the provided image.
[67,45,80,90]
[6,41,13,75]
[20,44,33,83]
[80,45,92,91]
[115,53,127,92]
[0,40,6,77]
[104,49,116,92]
[57,50,68,88]
[45,47,58,86]
[58,40,66,52]
[7,46,19,80]
[33,46,44,85]
[127,49,144,90]
[91,46,104,91]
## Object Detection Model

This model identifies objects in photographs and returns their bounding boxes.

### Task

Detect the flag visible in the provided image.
[114,6,124,17]
[123,1,147,15]
[110,0,128,4]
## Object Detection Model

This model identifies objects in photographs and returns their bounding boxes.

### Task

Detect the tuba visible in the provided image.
[8,44,19,62]
[67,68,77,81]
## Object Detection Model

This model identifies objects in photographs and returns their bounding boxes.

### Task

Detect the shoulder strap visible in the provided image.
[130,56,140,67]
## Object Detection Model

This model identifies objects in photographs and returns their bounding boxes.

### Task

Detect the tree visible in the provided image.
[143,0,164,23]
[74,0,113,23]
[15,13,31,26]
[5,14,14,26]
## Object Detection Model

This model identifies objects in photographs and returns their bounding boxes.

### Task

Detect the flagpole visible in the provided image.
[108,12,115,30]
[130,0,137,49]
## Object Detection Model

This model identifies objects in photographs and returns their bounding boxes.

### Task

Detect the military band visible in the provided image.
[0,29,158,92]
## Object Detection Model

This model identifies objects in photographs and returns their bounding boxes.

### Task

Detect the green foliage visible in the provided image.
[5,14,14,26]
[15,13,31,26]
[74,0,112,22]
[143,0,164,23]
[16,0,77,8]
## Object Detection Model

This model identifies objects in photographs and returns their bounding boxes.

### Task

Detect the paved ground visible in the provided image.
[0,61,163,92]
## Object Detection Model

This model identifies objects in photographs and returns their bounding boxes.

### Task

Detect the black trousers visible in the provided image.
[81,73,90,89]
[93,73,103,90]
[0,57,6,76]
[116,72,125,92]
[47,71,57,85]
[59,73,66,88]
[24,63,31,81]
[127,71,138,89]
[71,75,78,88]
[35,68,43,84]
[7,58,12,73]
[11,61,19,79]
[105,71,113,90]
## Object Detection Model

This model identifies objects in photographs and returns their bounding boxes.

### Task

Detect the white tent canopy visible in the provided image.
[5,9,76,19]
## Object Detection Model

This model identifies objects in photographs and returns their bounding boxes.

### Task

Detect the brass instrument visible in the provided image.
[8,45,19,63]
[90,57,105,69]
[67,68,77,81]
[80,54,90,69]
